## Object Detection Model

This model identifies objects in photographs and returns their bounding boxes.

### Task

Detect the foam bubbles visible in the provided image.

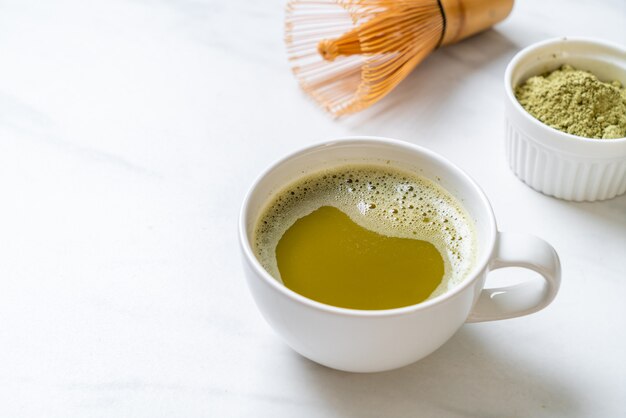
[254,165,477,301]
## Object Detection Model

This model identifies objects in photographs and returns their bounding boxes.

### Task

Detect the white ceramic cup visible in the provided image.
[239,137,561,373]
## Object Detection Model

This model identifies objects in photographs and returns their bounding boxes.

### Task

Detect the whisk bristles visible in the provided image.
[285,0,445,116]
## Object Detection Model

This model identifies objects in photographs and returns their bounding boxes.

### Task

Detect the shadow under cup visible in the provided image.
[240,137,503,372]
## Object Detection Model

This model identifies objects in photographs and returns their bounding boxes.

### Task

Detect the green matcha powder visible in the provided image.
[515,65,626,139]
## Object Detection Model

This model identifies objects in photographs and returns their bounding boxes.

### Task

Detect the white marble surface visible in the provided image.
[0,0,624,416]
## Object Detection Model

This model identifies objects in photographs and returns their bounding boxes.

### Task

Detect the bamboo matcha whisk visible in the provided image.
[285,0,514,116]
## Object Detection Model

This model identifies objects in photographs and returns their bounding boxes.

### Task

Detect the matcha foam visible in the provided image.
[254,165,477,301]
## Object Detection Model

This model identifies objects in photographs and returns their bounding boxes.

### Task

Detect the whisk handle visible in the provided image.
[440,0,514,46]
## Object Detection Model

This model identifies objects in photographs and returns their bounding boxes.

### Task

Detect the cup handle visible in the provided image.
[466,232,561,323]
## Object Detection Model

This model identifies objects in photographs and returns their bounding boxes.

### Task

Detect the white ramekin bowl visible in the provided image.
[504,37,626,202]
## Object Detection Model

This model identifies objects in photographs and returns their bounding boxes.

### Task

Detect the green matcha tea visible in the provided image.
[253,165,476,310]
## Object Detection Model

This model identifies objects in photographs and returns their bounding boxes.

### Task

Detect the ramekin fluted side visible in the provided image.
[505,118,626,201]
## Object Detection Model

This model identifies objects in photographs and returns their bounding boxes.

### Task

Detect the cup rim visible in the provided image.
[238,137,497,317]
[504,36,626,146]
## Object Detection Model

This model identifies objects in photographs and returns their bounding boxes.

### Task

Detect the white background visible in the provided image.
[0,0,624,417]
